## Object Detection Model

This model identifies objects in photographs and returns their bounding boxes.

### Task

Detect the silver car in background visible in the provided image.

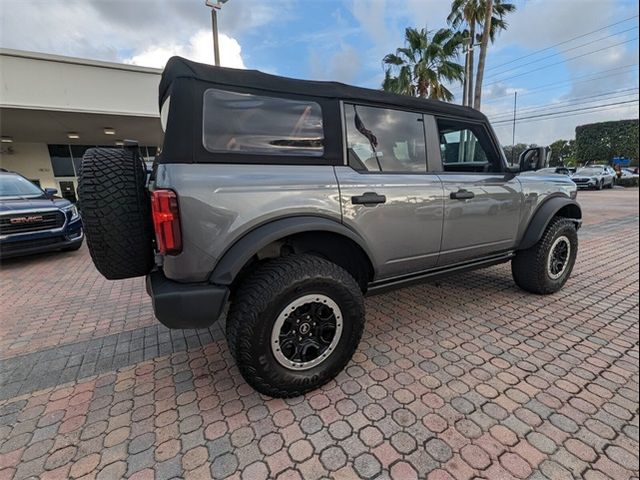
[571,166,615,189]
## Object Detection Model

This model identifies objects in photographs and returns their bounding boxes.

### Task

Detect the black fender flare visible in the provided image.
[518,196,582,250]
[209,216,375,285]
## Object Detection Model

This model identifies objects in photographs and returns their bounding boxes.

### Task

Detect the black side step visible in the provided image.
[366,252,515,296]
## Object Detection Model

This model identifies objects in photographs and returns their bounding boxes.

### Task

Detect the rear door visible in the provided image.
[431,117,523,265]
[335,103,444,280]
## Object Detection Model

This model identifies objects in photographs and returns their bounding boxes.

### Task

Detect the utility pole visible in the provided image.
[511,91,518,165]
[205,0,230,66]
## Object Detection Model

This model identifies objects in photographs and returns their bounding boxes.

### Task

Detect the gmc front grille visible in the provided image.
[0,211,65,235]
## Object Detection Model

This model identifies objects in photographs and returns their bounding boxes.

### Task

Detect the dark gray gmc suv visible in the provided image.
[78,57,581,397]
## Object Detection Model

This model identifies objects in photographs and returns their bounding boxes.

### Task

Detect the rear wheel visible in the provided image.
[226,254,365,397]
[512,217,578,294]
[78,148,154,280]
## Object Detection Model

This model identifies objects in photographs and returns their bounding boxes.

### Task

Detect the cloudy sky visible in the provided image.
[1,0,638,146]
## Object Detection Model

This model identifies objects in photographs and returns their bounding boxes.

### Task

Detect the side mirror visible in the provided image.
[44,188,58,197]
[518,147,549,172]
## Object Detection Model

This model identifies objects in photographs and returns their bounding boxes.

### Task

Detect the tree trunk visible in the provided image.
[462,48,468,107]
[466,22,476,107]
[473,0,493,110]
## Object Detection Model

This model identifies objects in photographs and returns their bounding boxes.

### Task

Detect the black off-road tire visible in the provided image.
[78,148,154,280]
[226,254,365,398]
[512,217,578,295]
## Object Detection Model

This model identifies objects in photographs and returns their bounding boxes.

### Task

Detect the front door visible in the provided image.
[433,118,522,265]
[336,104,444,280]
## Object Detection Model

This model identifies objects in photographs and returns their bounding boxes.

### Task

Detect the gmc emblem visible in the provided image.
[10,215,44,224]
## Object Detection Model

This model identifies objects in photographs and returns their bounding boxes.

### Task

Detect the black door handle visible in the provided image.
[450,189,475,200]
[351,192,387,206]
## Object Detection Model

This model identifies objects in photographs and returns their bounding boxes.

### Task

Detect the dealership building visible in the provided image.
[0,48,163,202]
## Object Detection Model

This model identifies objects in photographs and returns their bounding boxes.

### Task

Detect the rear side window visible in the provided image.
[344,104,426,173]
[203,89,324,156]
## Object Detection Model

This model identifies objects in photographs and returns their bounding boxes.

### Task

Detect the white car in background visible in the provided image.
[571,166,615,190]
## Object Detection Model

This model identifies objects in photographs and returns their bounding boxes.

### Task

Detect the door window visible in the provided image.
[437,119,501,173]
[344,104,426,173]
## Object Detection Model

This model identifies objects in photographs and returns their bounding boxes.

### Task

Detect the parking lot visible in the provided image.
[0,188,638,480]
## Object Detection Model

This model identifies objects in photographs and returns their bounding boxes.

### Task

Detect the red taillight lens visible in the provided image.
[150,190,182,255]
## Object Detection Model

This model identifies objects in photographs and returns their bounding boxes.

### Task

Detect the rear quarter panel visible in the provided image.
[516,175,578,243]
[154,164,342,282]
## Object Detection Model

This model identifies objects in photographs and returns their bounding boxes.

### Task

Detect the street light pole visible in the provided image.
[205,0,230,66]
[211,8,220,66]
[511,91,518,165]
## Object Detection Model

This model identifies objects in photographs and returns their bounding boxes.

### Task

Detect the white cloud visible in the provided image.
[346,0,455,87]
[309,44,362,84]
[0,0,273,69]
[124,30,245,69]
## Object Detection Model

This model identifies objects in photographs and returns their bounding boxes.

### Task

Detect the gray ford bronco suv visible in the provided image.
[79,57,581,397]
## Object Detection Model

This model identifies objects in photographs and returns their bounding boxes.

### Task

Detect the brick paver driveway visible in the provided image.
[1,189,638,480]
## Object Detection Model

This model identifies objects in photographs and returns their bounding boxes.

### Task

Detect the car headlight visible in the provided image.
[63,204,80,221]
[591,177,598,182]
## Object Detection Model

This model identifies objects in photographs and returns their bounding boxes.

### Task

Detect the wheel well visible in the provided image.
[555,203,582,221]
[232,231,374,292]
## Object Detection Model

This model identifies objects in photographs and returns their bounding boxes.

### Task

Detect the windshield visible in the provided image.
[0,175,44,197]
[576,168,600,176]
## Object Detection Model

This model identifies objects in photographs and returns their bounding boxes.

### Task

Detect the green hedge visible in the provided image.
[575,119,639,165]
[615,176,639,187]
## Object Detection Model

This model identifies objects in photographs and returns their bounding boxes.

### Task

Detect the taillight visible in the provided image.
[150,190,182,255]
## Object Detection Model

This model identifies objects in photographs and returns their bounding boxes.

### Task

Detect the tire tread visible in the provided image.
[78,148,154,280]
[226,254,365,397]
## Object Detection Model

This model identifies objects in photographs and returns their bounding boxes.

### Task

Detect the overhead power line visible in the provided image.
[483,37,639,87]
[491,98,639,125]
[486,14,639,72]
[484,25,638,80]
[492,102,639,127]
[481,64,640,104]
[489,88,640,120]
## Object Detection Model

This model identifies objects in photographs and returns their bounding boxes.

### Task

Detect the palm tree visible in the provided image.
[382,27,464,102]
[448,0,516,109]
[448,0,480,107]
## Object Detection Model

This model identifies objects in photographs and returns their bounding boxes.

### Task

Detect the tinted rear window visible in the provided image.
[202,89,324,156]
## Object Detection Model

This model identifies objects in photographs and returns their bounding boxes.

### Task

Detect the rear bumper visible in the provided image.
[145,269,229,329]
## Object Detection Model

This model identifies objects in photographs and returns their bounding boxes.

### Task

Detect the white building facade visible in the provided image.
[0,49,163,201]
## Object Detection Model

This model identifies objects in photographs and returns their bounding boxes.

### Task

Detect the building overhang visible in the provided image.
[0,48,163,146]
[0,107,162,146]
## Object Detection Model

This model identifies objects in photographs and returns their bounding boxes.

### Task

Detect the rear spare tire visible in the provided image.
[78,148,154,280]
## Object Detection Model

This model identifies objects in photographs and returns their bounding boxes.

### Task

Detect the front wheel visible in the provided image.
[226,254,365,398]
[512,217,578,294]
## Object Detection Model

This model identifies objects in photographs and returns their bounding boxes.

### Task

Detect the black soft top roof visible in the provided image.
[159,56,486,121]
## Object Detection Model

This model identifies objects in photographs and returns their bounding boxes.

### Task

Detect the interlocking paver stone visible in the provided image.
[354,452,382,479]
[0,191,637,479]
[319,445,347,471]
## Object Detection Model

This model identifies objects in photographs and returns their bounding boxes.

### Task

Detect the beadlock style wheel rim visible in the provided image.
[271,294,343,371]
[547,235,571,280]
